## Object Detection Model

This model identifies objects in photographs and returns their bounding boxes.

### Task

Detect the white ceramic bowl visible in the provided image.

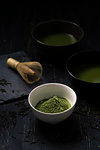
[28,83,77,124]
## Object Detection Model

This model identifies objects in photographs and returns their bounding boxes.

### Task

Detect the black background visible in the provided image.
[0,1,100,55]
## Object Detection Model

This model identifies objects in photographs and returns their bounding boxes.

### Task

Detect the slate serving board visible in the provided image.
[0,51,45,104]
[0,51,72,104]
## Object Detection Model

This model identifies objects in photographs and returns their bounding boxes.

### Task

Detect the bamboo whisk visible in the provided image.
[7,58,43,84]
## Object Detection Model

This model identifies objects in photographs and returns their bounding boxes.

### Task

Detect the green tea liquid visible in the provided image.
[75,64,100,83]
[40,33,77,46]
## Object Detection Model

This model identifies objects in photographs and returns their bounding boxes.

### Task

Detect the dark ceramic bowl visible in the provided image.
[66,50,100,98]
[31,20,84,62]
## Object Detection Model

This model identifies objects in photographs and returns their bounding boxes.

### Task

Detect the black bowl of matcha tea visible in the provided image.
[66,50,100,97]
[31,20,84,61]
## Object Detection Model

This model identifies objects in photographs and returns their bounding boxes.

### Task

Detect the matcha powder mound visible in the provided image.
[35,96,71,113]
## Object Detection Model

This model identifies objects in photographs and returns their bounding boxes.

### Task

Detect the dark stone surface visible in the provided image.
[0,51,45,103]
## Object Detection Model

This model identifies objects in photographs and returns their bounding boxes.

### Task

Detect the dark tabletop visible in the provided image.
[0,1,100,150]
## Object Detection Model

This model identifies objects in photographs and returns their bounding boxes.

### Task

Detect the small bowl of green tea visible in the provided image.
[31,20,84,61]
[28,83,77,124]
[66,51,100,95]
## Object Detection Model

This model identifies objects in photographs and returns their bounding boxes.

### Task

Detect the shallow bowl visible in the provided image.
[66,50,100,97]
[31,20,84,61]
[28,83,77,124]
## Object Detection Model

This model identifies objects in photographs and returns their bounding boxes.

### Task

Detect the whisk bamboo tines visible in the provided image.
[7,58,43,84]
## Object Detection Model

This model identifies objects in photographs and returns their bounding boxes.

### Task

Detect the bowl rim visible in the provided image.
[66,50,100,84]
[31,19,84,47]
[28,82,77,115]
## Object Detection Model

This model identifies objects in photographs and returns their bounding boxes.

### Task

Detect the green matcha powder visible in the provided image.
[35,96,71,113]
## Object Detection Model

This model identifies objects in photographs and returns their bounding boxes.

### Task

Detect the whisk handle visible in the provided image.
[7,58,20,70]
